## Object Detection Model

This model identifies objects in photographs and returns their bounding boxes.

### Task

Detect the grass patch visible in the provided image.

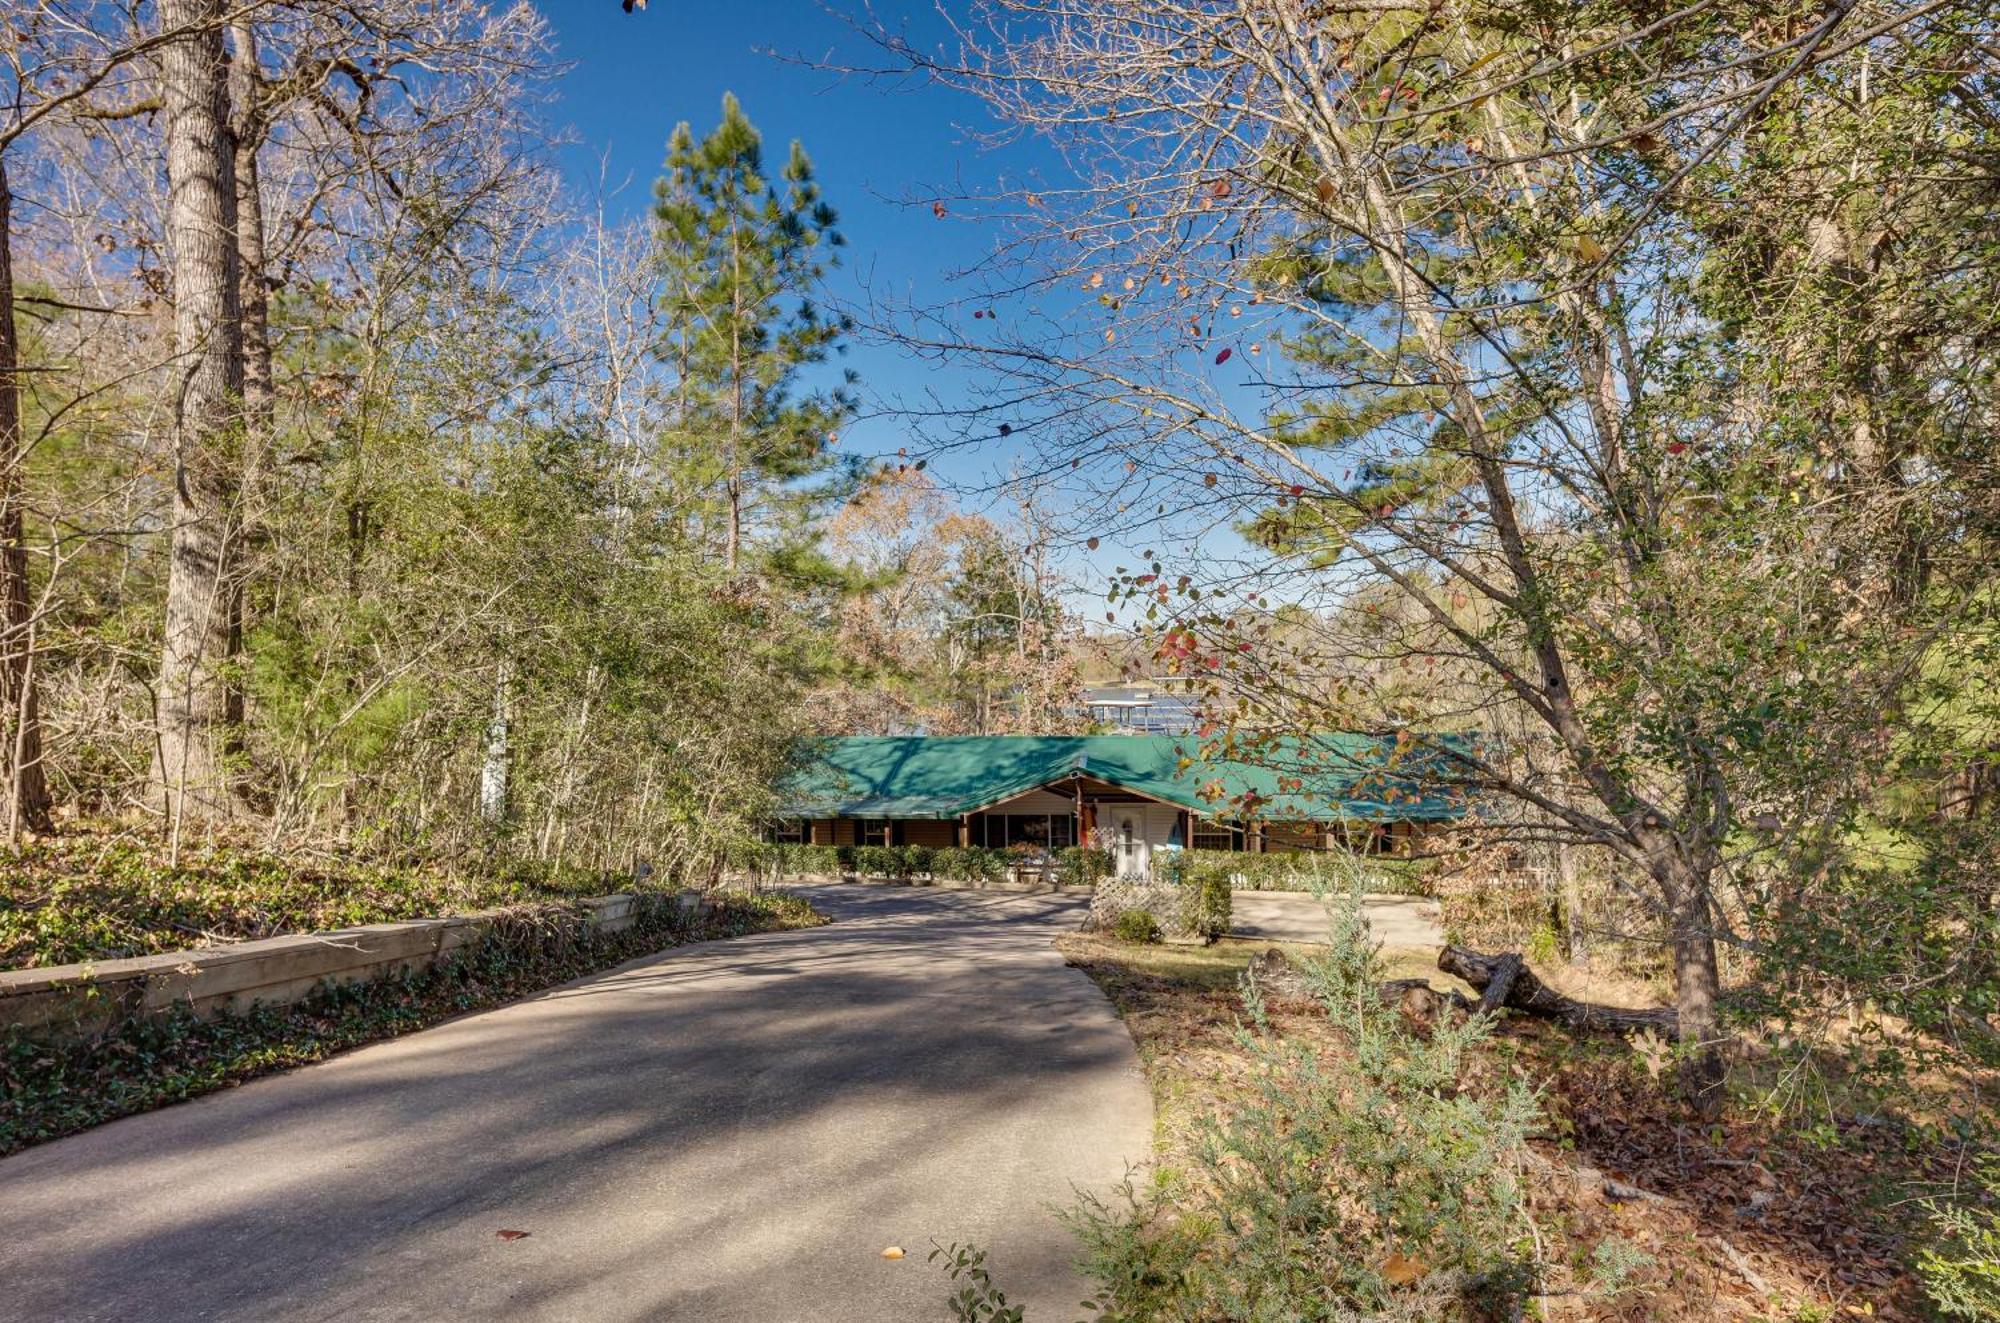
[1,889,822,1156]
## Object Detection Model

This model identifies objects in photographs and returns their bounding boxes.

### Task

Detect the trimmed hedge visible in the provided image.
[1055,846,1115,888]
[736,841,1112,887]
[1166,849,1439,896]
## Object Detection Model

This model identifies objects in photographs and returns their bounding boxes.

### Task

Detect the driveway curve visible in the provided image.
[0,886,1151,1322]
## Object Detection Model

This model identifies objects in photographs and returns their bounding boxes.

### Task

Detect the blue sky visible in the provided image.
[543,5,1039,475]
[538,3,1281,614]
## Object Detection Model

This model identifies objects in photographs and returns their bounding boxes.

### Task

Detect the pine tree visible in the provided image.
[653,93,852,572]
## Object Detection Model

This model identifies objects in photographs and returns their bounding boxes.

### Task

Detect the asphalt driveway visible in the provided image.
[0,886,1151,1322]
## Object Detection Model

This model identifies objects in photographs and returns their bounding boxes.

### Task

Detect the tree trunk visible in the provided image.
[479,660,510,827]
[1437,946,1681,1037]
[1661,857,1726,1116]
[1558,845,1586,965]
[155,0,246,834]
[725,477,741,572]
[225,19,272,740]
[0,156,51,835]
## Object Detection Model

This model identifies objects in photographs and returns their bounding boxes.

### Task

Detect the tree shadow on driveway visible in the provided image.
[0,886,1149,1322]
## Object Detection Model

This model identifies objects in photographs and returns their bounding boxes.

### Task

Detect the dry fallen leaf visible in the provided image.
[1380,1252,1427,1285]
[496,1229,530,1241]
[881,1246,905,1260]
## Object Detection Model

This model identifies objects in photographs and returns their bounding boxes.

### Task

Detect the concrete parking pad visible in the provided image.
[0,886,1151,1322]
[1230,889,1444,948]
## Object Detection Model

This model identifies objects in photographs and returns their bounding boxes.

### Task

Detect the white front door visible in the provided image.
[1114,810,1149,877]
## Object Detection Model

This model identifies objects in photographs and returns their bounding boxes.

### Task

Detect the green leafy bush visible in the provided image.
[1066,890,1547,1319]
[730,842,840,878]
[1919,1157,2000,1319]
[1111,908,1162,944]
[753,841,1108,887]
[1153,852,1233,940]
[932,847,1007,883]
[933,1241,1024,1323]
[851,845,898,879]
[1056,846,1113,887]
[1187,866,1231,940]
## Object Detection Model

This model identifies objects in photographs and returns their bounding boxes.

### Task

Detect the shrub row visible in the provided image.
[1165,848,1439,896]
[735,841,1112,888]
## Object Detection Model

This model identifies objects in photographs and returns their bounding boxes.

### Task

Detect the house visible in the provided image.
[1082,681,1200,734]
[772,734,1470,874]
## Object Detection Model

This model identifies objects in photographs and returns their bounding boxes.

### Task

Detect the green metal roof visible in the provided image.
[777,734,1472,823]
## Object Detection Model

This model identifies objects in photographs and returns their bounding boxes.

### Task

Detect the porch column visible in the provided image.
[958,814,971,848]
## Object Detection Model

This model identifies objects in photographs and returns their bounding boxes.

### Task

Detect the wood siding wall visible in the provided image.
[899,820,957,849]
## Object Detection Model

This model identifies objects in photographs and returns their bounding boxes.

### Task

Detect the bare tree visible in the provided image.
[0,0,209,833]
[154,0,245,835]
[845,0,1992,1106]
[0,154,50,833]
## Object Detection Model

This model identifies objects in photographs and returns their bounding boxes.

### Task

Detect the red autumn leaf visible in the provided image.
[1215,347,1232,364]
[1289,484,1304,496]
[1211,178,1231,198]
[1666,441,1688,455]
[1086,536,1100,550]
[496,1229,530,1241]
[931,200,947,218]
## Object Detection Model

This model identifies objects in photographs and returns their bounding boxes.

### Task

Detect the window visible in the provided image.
[981,813,1075,850]
[1192,820,1244,852]
[766,819,808,845]
[860,819,890,847]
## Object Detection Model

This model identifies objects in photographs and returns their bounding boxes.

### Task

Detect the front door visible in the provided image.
[1114,811,1149,877]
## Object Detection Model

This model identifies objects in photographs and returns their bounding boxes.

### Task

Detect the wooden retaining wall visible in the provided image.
[0,891,701,1040]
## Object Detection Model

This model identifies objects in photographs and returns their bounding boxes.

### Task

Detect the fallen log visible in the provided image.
[1438,945,1681,1040]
